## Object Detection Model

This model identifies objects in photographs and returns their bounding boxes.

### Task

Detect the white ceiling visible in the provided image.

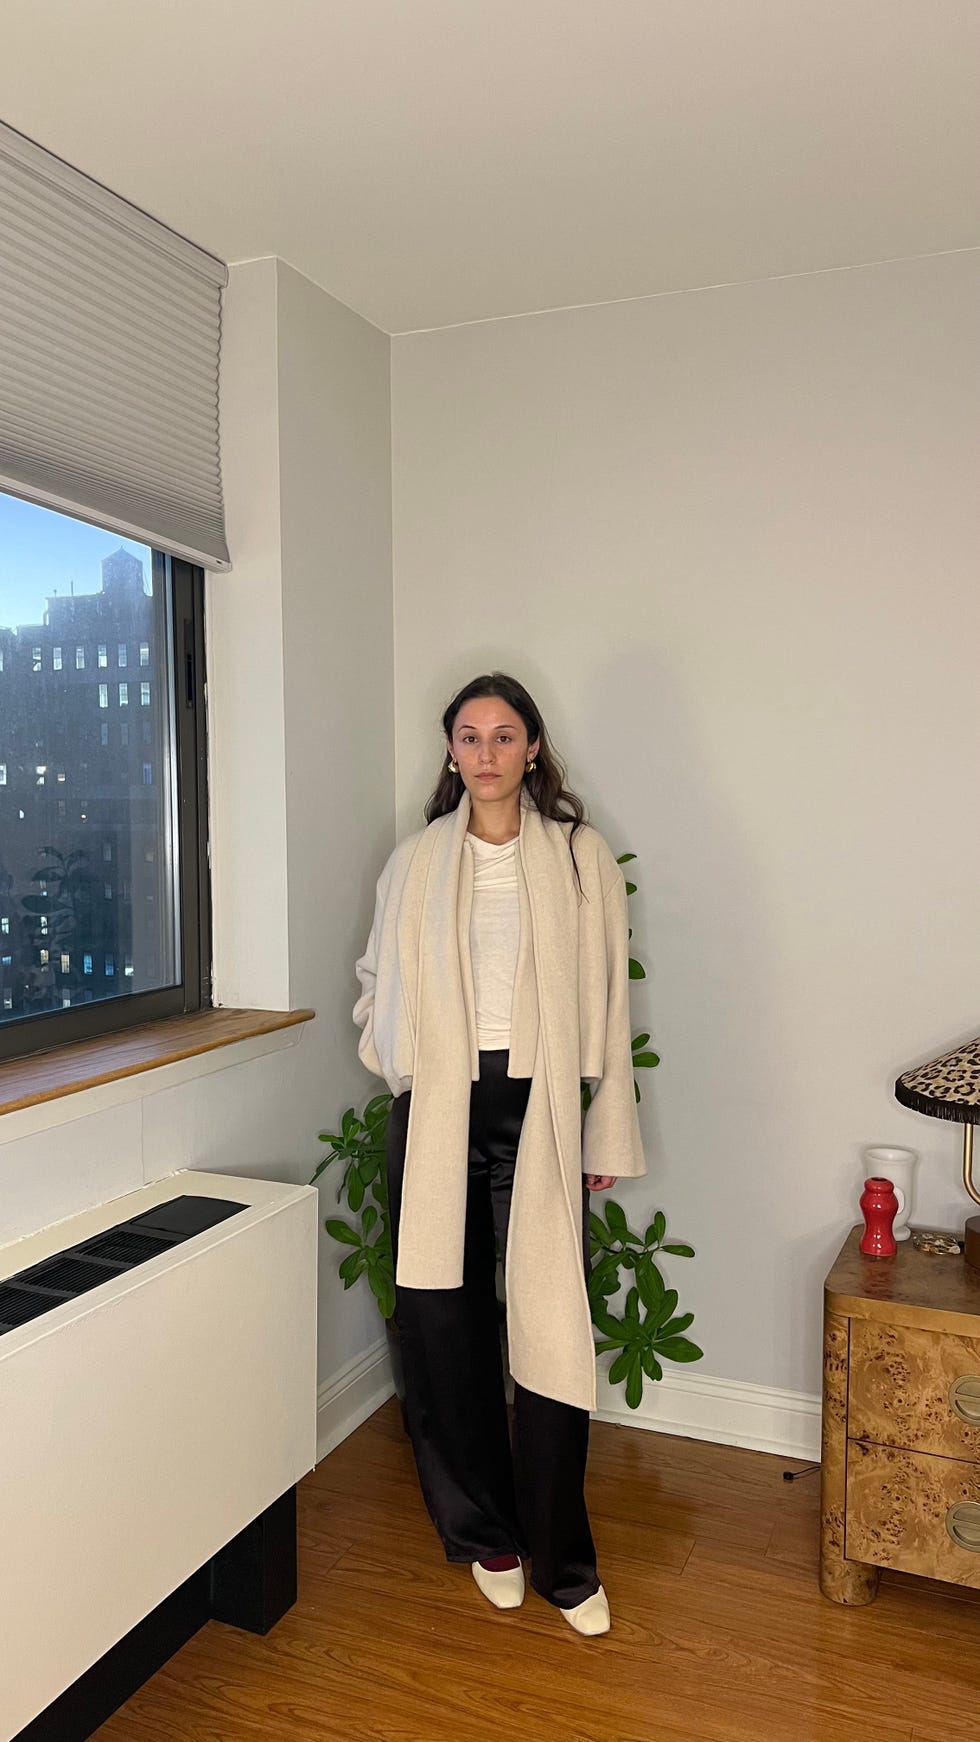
[2,0,977,334]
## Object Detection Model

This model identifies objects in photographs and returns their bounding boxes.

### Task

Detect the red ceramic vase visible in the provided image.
[860,1176,899,1258]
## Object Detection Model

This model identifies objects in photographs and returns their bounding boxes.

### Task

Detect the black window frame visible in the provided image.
[0,550,211,1064]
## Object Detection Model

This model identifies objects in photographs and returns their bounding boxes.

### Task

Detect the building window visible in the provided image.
[0,492,210,1057]
[39,948,49,966]
[0,917,7,933]
[1,955,11,968]
[3,992,12,1010]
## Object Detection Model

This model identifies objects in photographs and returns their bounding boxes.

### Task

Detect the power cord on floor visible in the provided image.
[782,1462,821,1482]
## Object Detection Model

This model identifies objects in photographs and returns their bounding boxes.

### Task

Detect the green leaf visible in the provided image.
[634,1080,641,1104]
[628,959,646,980]
[651,1211,667,1245]
[625,1356,644,1409]
[592,1337,624,1354]
[624,881,637,896]
[645,1289,678,1332]
[347,1170,365,1213]
[641,1349,664,1383]
[632,1051,660,1069]
[658,1313,694,1339]
[324,1218,361,1248]
[338,1251,363,1282]
[373,1273,396,1319]
[341,1108,359,1142]
[608,1348,634,1386]
[636,1262,665,1312]
[590,1304,626,1340]
[589,1213,610,1246]
[631,1032,651,1050]
[604,1201,628,1237]
[662,1242,696,1258]
[317,1131,341,1148]
[616,853,637,865]
[655,1336,704,1364]
[361,1205,378,1236]
[624,1286,640,1322]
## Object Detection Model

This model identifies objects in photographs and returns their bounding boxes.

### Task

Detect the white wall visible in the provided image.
[391,249,980,1400]
[0,257,395,1407]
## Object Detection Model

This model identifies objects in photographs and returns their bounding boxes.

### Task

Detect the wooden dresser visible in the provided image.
[821,1225,980,1604]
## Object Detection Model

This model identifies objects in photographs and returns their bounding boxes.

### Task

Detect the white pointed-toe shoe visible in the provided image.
[471,1559,526,1609]
[560,1584,610,1636]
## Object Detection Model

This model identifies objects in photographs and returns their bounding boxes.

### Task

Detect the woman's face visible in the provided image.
[448,696,540,810]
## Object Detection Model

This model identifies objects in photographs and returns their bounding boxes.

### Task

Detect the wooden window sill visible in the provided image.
[0,1008,316,1119]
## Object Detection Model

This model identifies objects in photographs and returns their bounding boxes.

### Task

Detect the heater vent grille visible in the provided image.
[0,1196,246,1338]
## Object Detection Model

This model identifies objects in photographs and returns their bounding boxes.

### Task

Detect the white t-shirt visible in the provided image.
[464,832,521,1050]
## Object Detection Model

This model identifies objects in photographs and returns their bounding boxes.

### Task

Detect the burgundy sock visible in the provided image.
[478,1553,521,1572]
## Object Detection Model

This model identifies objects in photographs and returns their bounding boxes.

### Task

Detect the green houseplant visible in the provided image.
[313,850,701,1410]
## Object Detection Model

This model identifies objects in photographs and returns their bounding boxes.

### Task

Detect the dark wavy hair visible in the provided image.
[424,672,587,886]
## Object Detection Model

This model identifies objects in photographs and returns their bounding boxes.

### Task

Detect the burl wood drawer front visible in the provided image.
[846,1441,980,1585]
[848,1319,980,1461]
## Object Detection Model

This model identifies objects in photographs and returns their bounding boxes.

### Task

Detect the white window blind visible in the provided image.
[0,121,230,570]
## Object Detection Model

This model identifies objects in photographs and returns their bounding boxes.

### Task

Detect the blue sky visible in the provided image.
[0,493,150,631]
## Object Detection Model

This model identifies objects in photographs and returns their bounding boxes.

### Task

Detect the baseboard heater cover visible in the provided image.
[0,1196,245,1335]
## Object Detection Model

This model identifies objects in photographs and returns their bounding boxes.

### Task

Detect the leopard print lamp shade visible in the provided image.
[895,1037,980,1126]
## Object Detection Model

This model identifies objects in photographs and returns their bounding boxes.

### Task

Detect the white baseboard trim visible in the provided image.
[593,1359,822,1461]
[314,1340,821,1466]
[316,1334,396,1463]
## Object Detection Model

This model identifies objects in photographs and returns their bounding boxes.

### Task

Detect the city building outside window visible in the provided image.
[0,491,210,1059]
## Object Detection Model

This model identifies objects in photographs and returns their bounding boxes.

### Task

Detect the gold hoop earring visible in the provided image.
[448,758,458,774]
[526,759,536,773]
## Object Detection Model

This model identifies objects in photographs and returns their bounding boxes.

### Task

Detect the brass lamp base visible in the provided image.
[966,1216,980,1271]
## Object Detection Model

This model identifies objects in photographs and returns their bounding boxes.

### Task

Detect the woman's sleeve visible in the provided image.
[581,870,647,1179]
[352,876,386,1079]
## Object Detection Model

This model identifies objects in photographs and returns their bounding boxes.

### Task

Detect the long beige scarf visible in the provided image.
[393,790,599,1411]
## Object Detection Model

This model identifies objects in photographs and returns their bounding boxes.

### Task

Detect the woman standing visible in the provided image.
[353,672,646,1637]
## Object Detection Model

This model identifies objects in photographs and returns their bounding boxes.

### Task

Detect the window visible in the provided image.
[0,492,210,1059]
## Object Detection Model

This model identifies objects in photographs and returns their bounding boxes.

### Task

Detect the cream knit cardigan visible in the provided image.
[353,788,646,1411]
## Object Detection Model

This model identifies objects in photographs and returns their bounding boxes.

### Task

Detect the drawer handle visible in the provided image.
[949,1376,980,1424]
[946,1502,980,1552]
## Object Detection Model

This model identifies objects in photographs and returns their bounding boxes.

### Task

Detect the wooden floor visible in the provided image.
[95,1398,980,1742]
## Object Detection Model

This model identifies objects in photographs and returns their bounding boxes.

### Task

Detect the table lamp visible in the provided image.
[895,1035,980,1269]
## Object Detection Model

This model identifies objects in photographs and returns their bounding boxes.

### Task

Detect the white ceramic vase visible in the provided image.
[862,1146,919,1241]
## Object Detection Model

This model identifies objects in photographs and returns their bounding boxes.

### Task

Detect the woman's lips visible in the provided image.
[477,773,499,780]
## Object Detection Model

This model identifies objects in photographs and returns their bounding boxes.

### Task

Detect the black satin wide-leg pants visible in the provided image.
[386,1048,601,1609]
